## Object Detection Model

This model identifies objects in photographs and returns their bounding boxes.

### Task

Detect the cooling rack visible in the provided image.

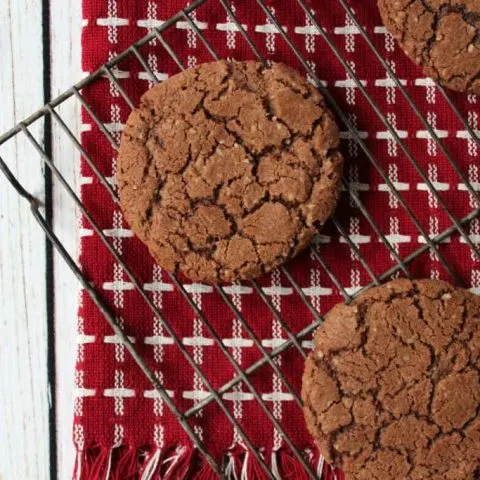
[1,0,480,478]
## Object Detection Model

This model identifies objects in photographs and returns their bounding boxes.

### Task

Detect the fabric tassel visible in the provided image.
[103,447,114,480]
[83,445,112,480]
[244,450,269,480]
[111,445,139,479]
[162,444,194,479]
[73,450,83,480]
[271,451,281,480]
[332,468,344,480]
[140,448,162,480]
[316,454,325,479]
[275,449,311,480]
[224,452,240,480]
[193,459,217,480]
[73,443,340,479]
[240,450,249,480]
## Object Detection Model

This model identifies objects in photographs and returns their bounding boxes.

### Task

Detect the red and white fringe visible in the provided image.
[73,443,342,479]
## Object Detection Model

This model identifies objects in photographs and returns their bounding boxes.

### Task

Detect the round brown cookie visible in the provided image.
[377,0,480,94]
[117,60,343,283]
[302,279,480,480]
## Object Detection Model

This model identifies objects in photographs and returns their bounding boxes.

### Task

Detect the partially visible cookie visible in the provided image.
[117,60,343,283]
[378,0,480,94]
[302,279,480,480]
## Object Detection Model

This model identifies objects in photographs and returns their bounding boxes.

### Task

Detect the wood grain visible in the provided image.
[0,1,50,479]
[0,0,83,477]
[50,1,83,478]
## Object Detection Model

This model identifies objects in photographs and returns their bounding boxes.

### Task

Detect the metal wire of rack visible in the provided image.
[1,0,480,478]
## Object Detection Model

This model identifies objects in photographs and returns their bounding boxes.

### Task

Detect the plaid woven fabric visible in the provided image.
[76,0,479,478]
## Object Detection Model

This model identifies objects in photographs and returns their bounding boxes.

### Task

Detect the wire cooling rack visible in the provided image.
[1,0,480,478]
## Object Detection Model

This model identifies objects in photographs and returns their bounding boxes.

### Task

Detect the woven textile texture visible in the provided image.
[77,0,479,478]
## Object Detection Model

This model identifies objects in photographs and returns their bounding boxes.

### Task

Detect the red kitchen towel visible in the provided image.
[77,0,479,478]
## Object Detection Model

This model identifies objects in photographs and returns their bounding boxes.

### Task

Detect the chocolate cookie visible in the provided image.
[117,60,343,283]
[302,279,480,479]
[378,0,480,94]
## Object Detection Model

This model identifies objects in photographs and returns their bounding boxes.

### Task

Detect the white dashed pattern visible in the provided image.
[75,5,480,477]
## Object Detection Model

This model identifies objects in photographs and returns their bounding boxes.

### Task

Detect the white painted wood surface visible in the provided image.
[0,1,50,479]
[0,1,81,478]
[50,0,82,478]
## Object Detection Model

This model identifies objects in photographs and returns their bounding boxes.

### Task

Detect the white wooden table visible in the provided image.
[0,1,82,478]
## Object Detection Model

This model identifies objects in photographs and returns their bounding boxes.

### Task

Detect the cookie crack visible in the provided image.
[119,61,341,282]
[381,0,480,94]
[305,280,480,477]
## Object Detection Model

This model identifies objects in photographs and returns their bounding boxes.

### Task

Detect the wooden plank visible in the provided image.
[49,0,83,477]
[0,1,49,479]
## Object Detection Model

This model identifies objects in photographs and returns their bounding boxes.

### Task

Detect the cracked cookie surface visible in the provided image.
[117,60,343,283]
[302,279,480,480]
[378,0,480,94]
